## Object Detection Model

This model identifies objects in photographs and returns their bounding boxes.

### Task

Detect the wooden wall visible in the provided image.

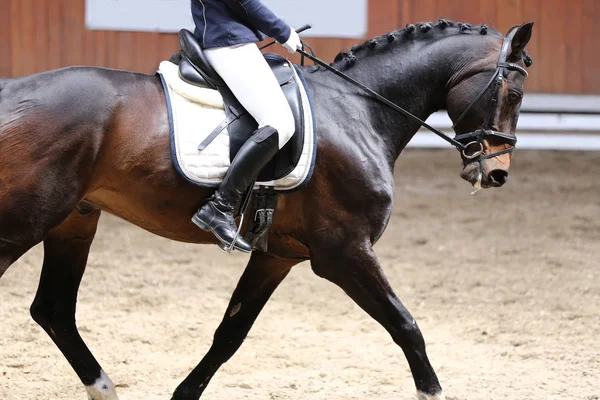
[1,0,598,94]
[365,0,599,95]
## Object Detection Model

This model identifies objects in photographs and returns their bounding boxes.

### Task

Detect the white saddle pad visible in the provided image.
[157,61,316,192]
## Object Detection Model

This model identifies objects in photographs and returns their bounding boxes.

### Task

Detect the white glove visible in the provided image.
[282,29,302,54]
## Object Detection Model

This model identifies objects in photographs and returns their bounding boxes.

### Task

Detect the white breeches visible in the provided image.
[204,42,295,149]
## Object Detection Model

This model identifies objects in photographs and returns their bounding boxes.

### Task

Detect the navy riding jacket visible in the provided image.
[191,0,292,49]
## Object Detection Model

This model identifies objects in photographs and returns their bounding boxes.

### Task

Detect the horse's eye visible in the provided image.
[508,91,522,103]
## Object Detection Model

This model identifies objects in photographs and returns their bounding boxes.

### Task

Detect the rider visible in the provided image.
[190,0,302,252]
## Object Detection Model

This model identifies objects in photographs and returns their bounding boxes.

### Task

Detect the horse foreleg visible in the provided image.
[172,252,297,400]
[29,209,119,400]
[310,239,444,400]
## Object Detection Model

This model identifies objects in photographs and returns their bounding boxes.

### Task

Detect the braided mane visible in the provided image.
[332,19,533,69]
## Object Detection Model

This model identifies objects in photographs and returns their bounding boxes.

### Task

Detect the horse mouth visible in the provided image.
[460,162,486,188]
[461,162,510,190]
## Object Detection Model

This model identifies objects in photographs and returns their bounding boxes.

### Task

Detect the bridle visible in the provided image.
[295,33,529,163]
[450,35,529,162]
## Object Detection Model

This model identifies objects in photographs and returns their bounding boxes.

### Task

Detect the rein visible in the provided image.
[297,47,467,151]
[295,35,528,161]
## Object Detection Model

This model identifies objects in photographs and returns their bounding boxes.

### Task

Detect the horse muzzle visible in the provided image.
[460,159,510,189]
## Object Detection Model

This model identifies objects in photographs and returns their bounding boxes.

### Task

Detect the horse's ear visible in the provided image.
[508,22,534,62]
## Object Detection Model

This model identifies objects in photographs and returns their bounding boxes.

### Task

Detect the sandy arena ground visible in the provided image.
[1,149,599,400]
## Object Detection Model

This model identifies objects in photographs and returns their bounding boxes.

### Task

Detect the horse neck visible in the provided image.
[308,34,489,163]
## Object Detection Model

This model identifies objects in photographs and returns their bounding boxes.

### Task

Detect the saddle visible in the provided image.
[174,29,305,182]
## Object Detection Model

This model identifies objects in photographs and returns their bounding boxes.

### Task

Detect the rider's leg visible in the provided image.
[205,43,295,148]
[192,43,295,252]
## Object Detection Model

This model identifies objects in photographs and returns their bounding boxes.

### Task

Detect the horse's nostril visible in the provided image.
[489,169,508,186]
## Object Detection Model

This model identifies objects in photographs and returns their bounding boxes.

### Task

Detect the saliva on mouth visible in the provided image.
[471,172,483,195]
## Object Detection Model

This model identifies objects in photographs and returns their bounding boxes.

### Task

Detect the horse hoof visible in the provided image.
[417,391,445,400]
[85,370,120,400]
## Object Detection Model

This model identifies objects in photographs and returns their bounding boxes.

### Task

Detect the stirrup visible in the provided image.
[219,212,244,253]
[223,182,254,252]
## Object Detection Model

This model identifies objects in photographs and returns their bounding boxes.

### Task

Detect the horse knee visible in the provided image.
[30,297,73,331]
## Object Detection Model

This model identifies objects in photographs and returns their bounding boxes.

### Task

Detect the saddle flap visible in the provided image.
[170,31,310,183]
[264,53,295,87]
[158,60,317,192]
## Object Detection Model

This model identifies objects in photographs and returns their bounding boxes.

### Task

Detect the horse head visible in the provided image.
[446,22,534,189]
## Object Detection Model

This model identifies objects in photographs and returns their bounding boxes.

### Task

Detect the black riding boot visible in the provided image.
[192,126,280,253]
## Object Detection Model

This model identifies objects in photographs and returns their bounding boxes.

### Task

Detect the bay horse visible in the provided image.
[0,20,533,400]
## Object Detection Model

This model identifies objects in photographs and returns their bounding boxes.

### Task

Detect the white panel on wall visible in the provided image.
[85,0,367,38]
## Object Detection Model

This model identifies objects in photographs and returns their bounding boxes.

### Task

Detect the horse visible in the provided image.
[0,20,533,400]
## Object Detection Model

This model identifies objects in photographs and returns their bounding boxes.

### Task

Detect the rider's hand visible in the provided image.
[282,29,302,54]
